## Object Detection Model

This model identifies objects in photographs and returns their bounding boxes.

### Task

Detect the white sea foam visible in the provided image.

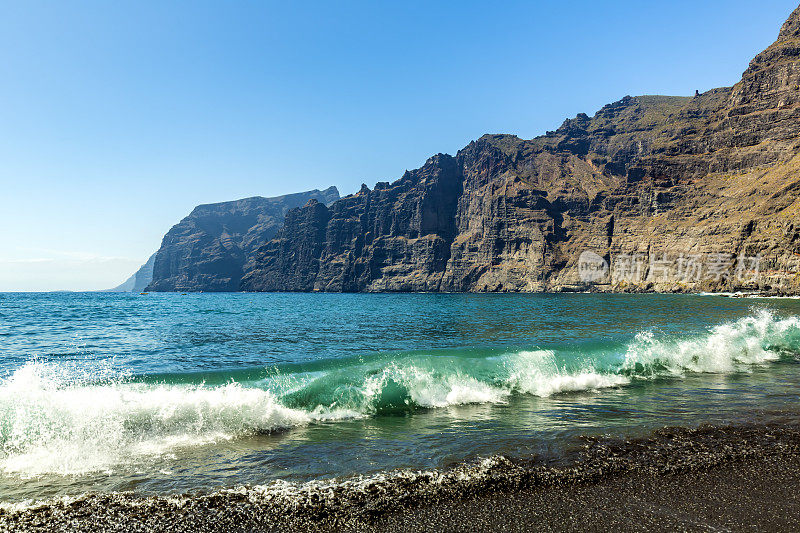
[354,349,629,411]
[504,350,629,396]
[0,455,517,514]
[621,310,800,376]
[361,362,509,409]
[1,310,797,478]
[0,361,316,477]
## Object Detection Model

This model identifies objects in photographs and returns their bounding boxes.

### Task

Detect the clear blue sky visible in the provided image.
[1,0,797,291]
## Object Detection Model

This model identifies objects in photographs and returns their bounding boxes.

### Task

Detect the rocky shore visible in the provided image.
[4,423,800,532]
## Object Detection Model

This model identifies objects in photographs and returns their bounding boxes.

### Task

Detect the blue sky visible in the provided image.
[0,0,797,291]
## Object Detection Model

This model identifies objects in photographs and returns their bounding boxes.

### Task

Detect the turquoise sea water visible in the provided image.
[1,292,800,502]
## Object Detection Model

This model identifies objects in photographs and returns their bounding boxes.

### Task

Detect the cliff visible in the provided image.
[146,187,339,291]
[106,253,156,292]
[240,6,800,294]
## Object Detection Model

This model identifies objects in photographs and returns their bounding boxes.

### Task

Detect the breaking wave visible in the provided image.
[1,310,798,477]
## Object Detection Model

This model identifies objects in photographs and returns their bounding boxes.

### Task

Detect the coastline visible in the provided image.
[134,285,800,297]
[4,422,800,532]
[374,449,800,532]
[7,4,800,533]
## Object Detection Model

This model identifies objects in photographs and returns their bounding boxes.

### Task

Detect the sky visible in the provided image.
[0,0,798,291]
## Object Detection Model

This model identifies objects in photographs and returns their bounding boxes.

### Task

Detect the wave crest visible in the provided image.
[622,310,800,376]
[1,310,798,477]
[0,362,313,476]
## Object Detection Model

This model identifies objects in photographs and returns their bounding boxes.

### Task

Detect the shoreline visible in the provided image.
[102,288,800,297]
[374,449,800,532]
[4,423,800,532]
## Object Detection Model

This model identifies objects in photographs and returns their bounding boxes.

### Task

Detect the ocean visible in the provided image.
[1,292,800,506]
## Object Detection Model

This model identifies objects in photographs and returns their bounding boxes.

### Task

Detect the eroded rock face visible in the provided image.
[241,6,800,294]
[146,187,339,292]
[242,156,461,292]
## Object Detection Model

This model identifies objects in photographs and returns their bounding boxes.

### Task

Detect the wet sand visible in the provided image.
[375,453,800,532]
[3,424,800,532]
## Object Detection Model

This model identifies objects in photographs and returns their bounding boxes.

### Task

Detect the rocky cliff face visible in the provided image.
[241,6,800,295]
[147,187,339,291]
[242,157,462,292]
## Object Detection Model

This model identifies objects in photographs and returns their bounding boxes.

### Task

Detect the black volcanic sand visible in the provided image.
[3,424,800,532]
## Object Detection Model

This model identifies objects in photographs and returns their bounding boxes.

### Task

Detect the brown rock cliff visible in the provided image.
[241,7,800,294]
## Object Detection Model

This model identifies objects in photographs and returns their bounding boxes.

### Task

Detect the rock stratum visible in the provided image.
[239,7,800,294]
[146,187,339,292]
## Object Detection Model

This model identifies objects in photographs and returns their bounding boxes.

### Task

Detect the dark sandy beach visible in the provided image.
[375,451,800,532]
[4,423,800,532]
